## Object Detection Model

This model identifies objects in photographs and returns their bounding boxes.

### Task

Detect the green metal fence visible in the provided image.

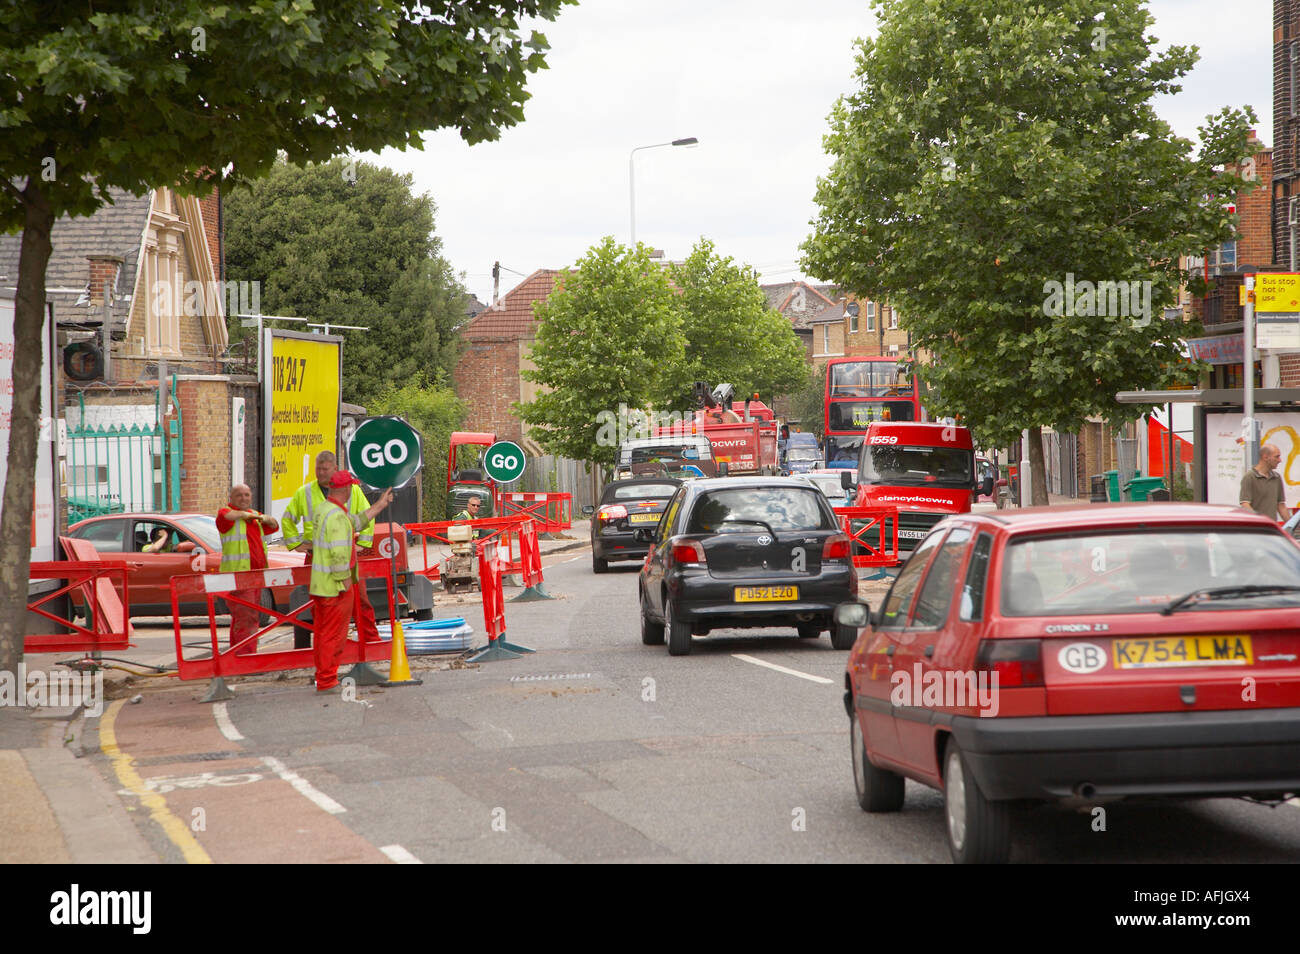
[65,388,183,524]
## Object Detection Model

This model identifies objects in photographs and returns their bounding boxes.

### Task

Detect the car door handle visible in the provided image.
[924,645,934,658]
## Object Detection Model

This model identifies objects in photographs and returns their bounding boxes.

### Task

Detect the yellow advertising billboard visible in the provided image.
[262,330,341,523]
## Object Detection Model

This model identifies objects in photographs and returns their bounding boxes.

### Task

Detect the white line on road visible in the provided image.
[380,844,423,864]
[731,654,834,685]
[212,702,245,741]
[261,756,346,814]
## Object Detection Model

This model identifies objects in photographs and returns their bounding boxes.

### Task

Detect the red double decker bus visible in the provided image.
[822,356,923,467]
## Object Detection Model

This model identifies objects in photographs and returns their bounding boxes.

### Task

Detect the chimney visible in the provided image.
[87,255,124,305]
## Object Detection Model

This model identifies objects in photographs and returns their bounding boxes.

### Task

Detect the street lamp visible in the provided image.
[629,137,699,248]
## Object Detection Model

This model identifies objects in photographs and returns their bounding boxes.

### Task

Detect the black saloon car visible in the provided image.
[584,478,682,573]
[638,477,859,655]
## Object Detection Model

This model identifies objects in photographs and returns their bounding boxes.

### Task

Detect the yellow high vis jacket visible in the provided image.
[281,482,375,551]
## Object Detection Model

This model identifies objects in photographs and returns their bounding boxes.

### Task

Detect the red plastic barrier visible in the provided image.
[833,505,900,568]
[516,519,545,588]
[499,492,572,532]
[25,561,133,654]
[478,539,506,642]
[170,558,396,681]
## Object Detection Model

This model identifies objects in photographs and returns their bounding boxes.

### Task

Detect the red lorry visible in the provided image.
[654,398,779,476]
[844,421,992,552]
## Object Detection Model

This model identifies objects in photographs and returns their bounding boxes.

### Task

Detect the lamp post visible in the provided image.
[629,137,698,248]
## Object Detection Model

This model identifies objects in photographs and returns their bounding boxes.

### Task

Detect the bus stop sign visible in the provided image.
[348,417,423,489]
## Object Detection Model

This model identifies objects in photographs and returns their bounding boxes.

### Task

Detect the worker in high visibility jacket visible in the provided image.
[311,471,393,692]
[216,484,279,654]
[282,450,379,649]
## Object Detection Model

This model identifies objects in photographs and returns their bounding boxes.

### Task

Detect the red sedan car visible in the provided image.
[66,512,305,618]
[837,503,1300,863]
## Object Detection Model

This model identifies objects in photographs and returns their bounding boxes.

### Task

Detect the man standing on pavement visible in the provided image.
[217,484,279,654]
[311,472,393,693]
[281,450,380,648]
[1239,442,1291,522]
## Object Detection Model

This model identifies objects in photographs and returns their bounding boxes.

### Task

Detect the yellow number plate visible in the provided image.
[1112,636,1253,669]
[734,585,798,602]
[629,513,660,523]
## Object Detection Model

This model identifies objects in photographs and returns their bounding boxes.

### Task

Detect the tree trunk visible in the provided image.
[1028,424,1049,507]
[0,180,54,678]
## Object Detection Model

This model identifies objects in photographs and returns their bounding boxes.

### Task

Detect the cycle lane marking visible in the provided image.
[261,755,346,814]
[212,702,245,741]
[380,844,423,864]
[100,699,213,864]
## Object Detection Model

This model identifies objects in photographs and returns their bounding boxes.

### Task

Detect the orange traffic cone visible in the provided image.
[382,616,422,687]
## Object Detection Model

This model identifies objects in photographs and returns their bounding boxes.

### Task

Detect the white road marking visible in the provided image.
[380,844,423,864]
[261,756,346,814]
[559,554,588,564]
[212,702,245,741]
[731,654,834,685]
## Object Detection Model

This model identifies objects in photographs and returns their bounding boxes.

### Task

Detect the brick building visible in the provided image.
[453,269,562,453]
[0,185,261,525]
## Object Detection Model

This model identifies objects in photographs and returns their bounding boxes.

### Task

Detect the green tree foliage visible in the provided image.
[0,0,569,673]
[802,0,1256,503]
[517,238,685,468]
[225,158,464,405]
[787,367,826,441]
[367,383,465,520]
[664,239,810,409]
[518,237,810,465]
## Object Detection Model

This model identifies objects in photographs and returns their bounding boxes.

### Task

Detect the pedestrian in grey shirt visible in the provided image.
[1239,443,1290,521]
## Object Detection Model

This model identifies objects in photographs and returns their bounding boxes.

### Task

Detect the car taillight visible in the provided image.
[598,504,628,522]
[975,639,1044,687]
[671,540,707,564]
[822,534,851,561]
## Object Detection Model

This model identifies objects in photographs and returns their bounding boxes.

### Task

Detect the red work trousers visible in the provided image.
[354,579,380,642]
[228,588,261,655]
[312,588,355,691]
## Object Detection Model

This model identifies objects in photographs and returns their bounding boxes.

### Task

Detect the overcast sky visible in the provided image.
[370,0,1274,305]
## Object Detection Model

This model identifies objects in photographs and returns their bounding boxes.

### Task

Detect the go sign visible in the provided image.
[483,440,526,483]
[347,417,423,489]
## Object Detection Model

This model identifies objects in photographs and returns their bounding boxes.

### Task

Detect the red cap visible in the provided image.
[330,470,360,488]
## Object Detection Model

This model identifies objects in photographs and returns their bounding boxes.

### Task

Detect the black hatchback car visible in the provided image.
[638,477,859,655]
[584,477,682,573]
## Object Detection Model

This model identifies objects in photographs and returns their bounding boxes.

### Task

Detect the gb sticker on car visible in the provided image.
[1057,642,1108,674]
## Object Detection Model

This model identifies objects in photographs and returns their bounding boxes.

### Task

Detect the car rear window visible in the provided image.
[687,487,835,533]
[1000,529,1300,616]
[608,483,678,501]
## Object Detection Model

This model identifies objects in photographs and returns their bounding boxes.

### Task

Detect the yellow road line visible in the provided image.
[100,699,212,864]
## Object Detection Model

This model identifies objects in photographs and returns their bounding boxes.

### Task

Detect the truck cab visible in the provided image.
[844,422,983,552]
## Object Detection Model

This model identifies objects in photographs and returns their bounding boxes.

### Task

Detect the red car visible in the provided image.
[66,512,305,618]
[837,503,1300,863]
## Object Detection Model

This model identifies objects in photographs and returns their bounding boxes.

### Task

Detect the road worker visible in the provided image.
[311,472,393,693]
[281,450,380,648]
[216,484,279,654]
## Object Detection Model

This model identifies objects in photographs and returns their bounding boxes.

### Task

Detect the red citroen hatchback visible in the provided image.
[838,504,1300,863]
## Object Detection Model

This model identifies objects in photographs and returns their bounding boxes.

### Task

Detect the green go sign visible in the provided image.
[348,417,423,489]
[483,440,526,483]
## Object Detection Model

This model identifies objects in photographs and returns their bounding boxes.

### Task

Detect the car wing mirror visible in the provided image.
[581,504,595,516]
[834,600,872,629]
[840,471,853,490]
[175,541,197,553]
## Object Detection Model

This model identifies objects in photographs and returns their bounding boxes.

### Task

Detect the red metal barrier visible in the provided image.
[833,506,900,568]
[170,558,396,682]
[498,492,572,532]
[406,516,530,579]
[25,561,133,654]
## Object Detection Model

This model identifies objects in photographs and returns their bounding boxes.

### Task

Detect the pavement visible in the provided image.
[0,518,594,864]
